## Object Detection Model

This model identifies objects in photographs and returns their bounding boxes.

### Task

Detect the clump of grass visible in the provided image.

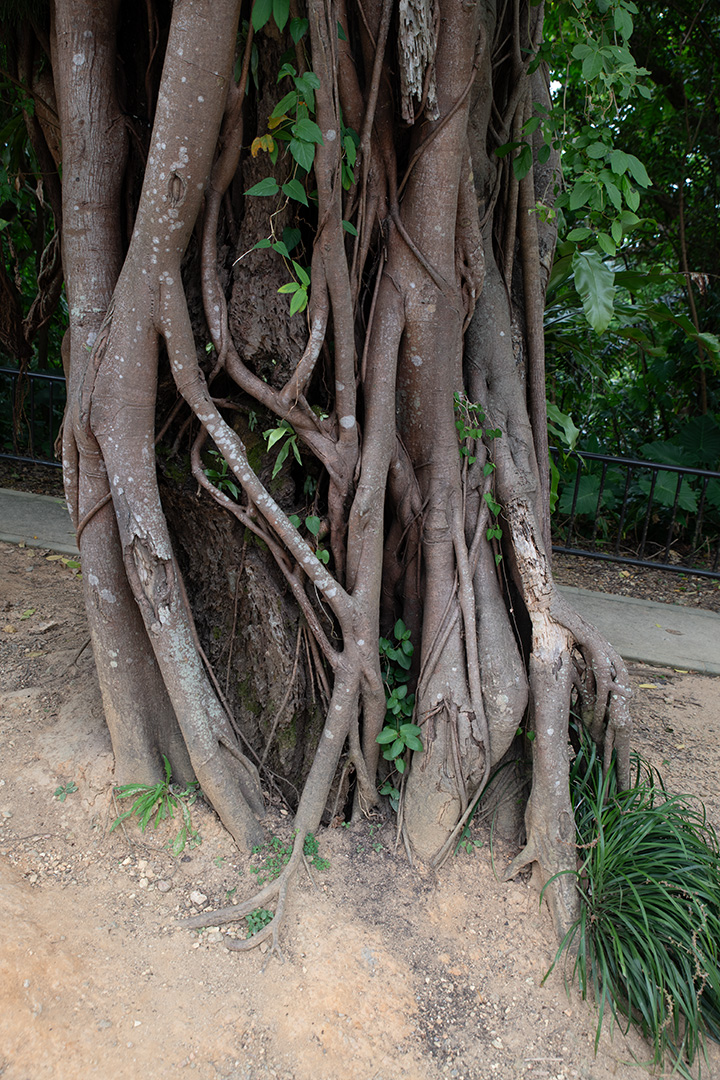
[546,727,720,1076]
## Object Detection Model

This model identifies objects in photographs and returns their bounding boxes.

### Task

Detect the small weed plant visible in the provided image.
[376,620,423,809]
[110,755,201,855]
[245,907,274,938]
[54,780,78,802]
[547,726,720,1076]
[250,832,329,886]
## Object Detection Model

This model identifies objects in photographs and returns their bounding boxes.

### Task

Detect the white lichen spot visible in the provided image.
[339,415,355,429]
[113,475,120,486]
[411,354,423,367]
[72,52,85,66]
[325,129,336,141]
[88,573,99,586]
[357,639,365,647]
[546,727,554,736]
[110,660,118,668]
[198,95,204,103]
[100,589,116,604]
[326,587,337,598]
[325,729,335,738]
[336,382,345,392]
[499,330,505,337]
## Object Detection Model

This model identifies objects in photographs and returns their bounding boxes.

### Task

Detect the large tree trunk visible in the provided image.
[40,0,634,948]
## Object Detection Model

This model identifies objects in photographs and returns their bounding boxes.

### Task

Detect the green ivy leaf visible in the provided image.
[272,0,289,31]
[245,177,279,197]
[251,0,273,31]
[292,118,324,144]
[282,178,308,205]
[289,138,315,172]
[290,17,308,43]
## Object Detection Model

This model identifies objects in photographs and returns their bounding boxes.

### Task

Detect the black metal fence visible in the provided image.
[0,365,65,468]
[551,447,720,579]
[1,367,719,580]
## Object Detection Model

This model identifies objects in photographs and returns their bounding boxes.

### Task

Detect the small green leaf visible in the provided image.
[253,0,276,29]
[377,727,399,745]
[290,17,308,42]
[305,515,321,536]
[289,287,308,315]
[253,237,272,249]
[292,261,310,286]
[337,19,348,40]
[270,91,298,119]
[342,219,358,236]
[251,0,273,31]
[271,240,290,257]
[272,0,289,31]
[512,143,532,181]
[289,138,315,172]
[278,281,300,294]
[282,178,308,206]
[292,118,324,145]
[245,177,279,197]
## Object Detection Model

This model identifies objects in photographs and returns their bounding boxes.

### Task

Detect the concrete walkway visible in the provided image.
[1,486,719,675]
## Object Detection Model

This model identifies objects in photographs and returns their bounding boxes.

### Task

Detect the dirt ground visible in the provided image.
[1,539,720,1080]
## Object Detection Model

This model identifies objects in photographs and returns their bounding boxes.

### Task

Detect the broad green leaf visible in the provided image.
[586,141,608,159]
[292,261,310,286]
[609,149,631,176]
[567,227,592,242]
[377,727,399,745]
[513,143,532,181]
[265,425,291,449]
[343,135,357,167]
[245,177,279,197]
[290,17,308,42]
[637,473,697,513]
[251,0,272,30]
[569,180,593,211]
[282,178,308,205]
[597,232,616,256]
[289,287,308,315]
[546,403,580,450]
[305,515,321,536]
[271,240,290,257]
[582,50,605,81]
[572,249,615,334]
[676,416,720,468]
[282,226,301,252]
[614,5,633,39]
[270,91,298,119]
[292,118,324,144]
[289,138,315,172]
[272,0,289,31]
[625,154,651,188]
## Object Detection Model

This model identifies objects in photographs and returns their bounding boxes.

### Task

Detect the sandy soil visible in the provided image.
[1,538,719,1080]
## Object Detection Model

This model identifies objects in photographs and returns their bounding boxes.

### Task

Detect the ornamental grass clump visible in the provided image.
[547,729,720,1076]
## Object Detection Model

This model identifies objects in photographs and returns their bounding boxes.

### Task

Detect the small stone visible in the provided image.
[156,880,172,893]
[139,877,149,889]
[189,890,207,907]
[97,1019,112,1030]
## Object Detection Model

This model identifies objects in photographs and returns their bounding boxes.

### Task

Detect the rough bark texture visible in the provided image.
[14,0,634,949]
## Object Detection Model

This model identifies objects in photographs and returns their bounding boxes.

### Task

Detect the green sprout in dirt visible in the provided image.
[250,832,329,886]
[110,755,201,856]
[54,780,78,802]
[245,907,274,938]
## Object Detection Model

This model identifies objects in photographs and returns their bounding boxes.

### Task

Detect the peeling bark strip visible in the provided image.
[398,0,439,122]
[36,0,635,952]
